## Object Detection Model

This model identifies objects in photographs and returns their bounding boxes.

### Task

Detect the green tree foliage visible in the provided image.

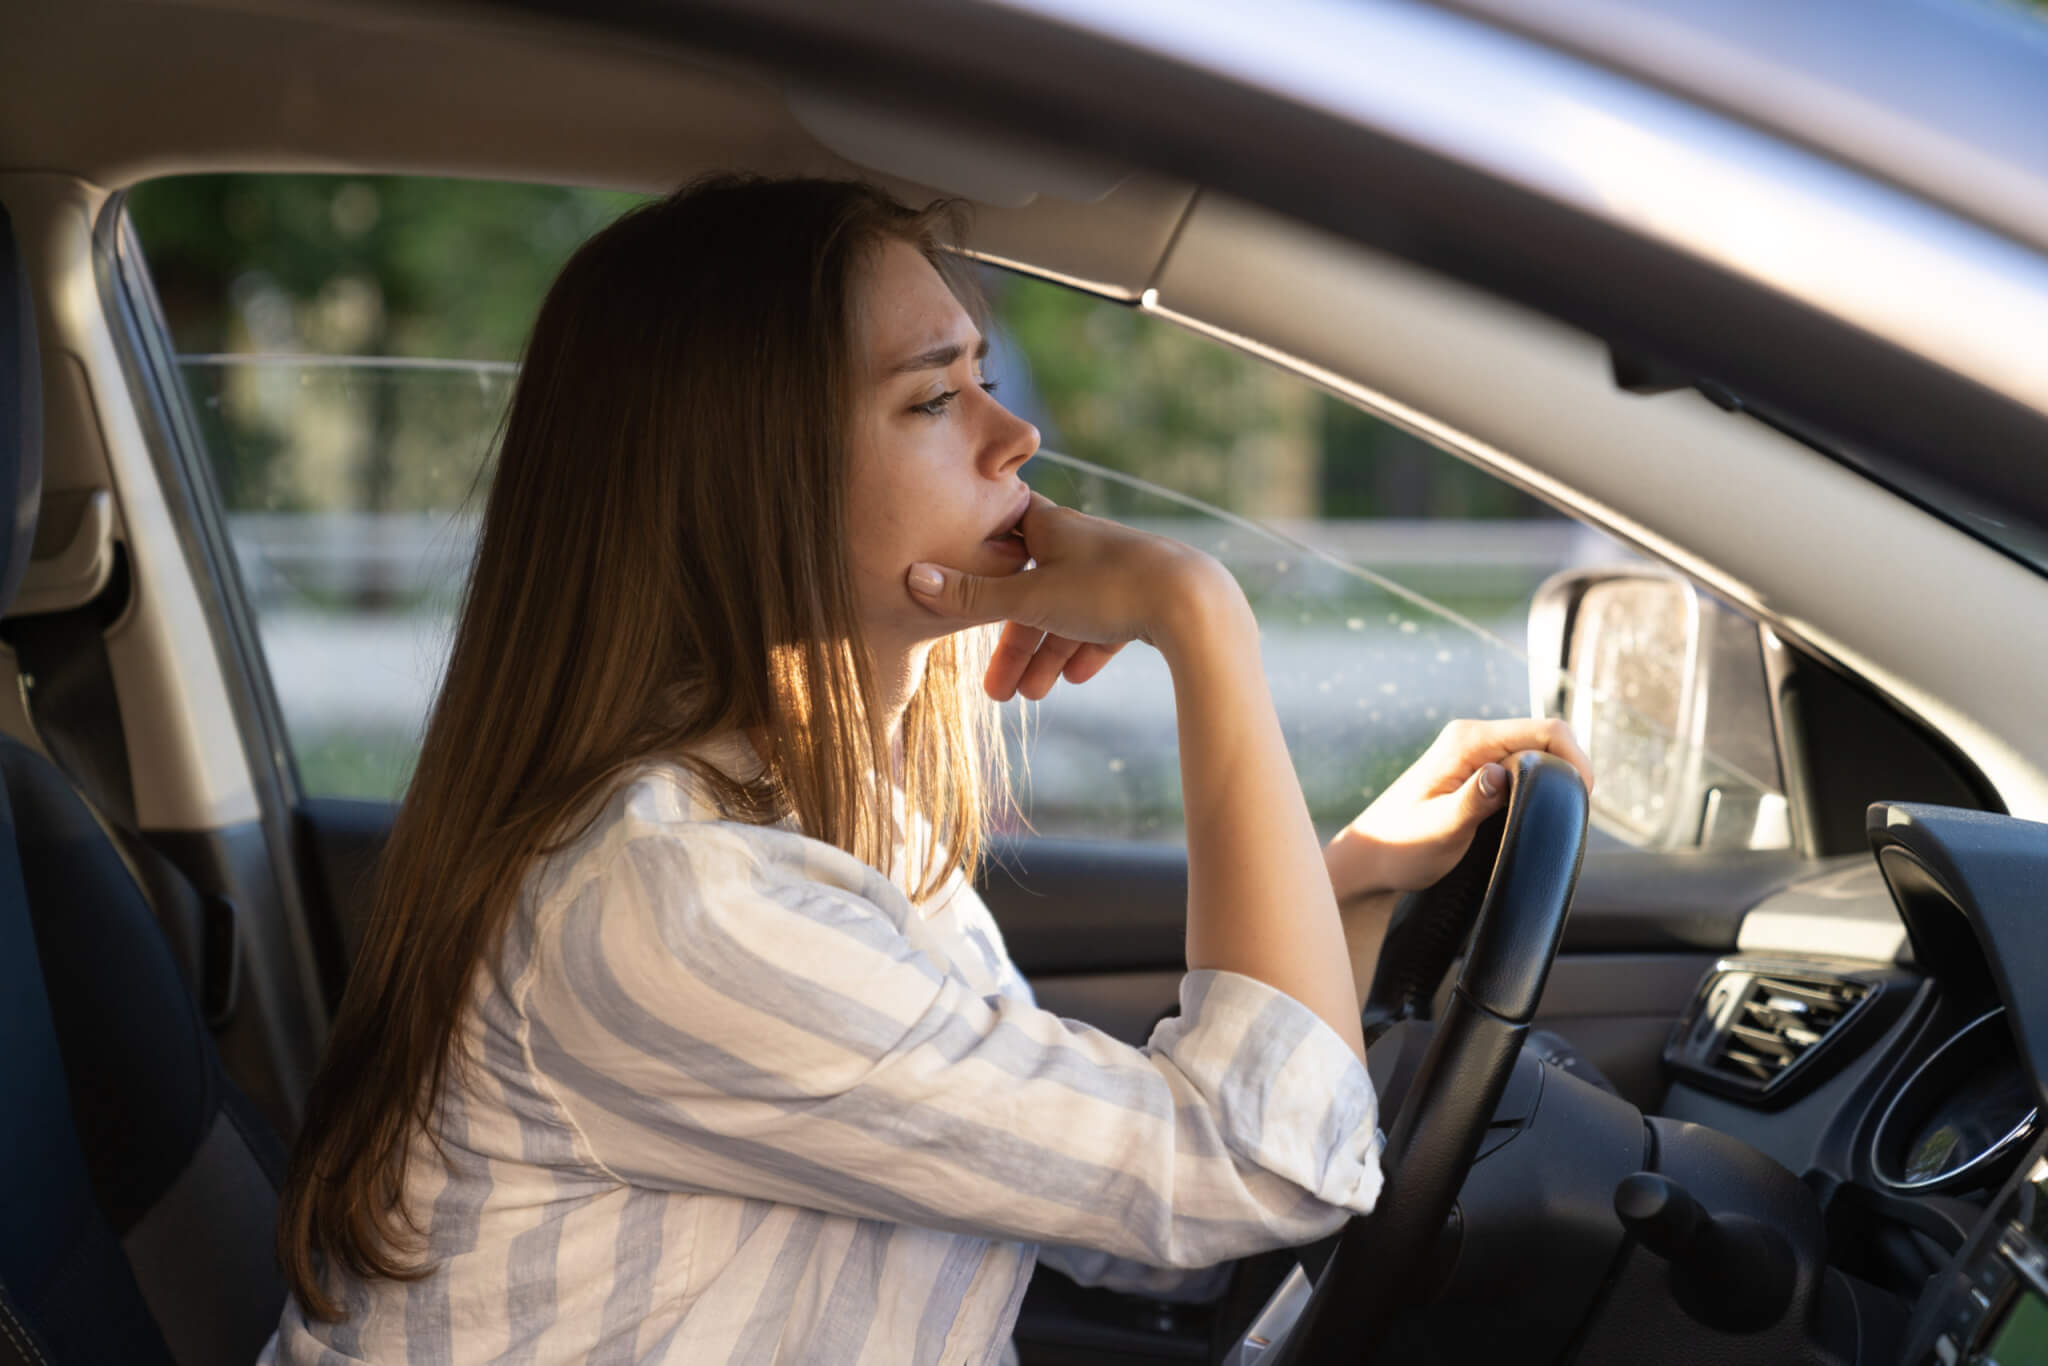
[129,176,645,524]
[130,175,644,359]
[991,270,1548,523]
[988,271,1319,518]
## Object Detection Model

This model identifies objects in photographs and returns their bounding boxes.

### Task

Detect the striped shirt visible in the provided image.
[266,739,1384,1365]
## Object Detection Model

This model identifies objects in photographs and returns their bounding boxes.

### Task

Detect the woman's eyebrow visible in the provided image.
[888,335,990,376]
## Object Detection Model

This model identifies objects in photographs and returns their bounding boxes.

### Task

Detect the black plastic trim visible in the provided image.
[145,822,314,1139]
[1771,627,2003,859]
[1869,802,2048,1105]
[295,796,392,983]
[976,835,1188,976]
[1558,848,1808,953]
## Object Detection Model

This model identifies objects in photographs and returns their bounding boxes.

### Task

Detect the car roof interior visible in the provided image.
[2,0,2045,842]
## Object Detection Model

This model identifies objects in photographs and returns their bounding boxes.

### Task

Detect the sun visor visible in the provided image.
[782,86,1193,300]
[785,86,1130,209]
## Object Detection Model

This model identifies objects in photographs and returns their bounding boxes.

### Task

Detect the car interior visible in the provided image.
[5,1,2048,1364]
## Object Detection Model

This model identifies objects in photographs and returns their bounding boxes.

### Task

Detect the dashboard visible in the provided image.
[1649,802,2048,1365]
[1211,798,2048,1365]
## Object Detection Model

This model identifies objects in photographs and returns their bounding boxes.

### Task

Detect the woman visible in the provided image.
[270,175,1591,1364]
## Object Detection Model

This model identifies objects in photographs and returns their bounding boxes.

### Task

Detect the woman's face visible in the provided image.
[846,238,1039,653]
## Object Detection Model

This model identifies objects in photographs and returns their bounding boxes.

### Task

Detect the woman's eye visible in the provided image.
[909,379,997,417]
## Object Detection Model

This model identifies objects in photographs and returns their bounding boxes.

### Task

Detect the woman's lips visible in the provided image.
[988,489,1031,542]
[983,525,1030,562]
[977,489,1033,565]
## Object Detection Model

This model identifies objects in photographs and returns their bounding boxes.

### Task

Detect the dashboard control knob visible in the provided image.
[1614,1171,1797,1332]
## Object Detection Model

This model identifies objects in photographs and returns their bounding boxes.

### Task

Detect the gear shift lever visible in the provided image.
[1614,1171,1797,1333]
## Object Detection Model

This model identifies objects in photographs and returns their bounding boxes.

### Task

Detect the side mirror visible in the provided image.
[1527,570,1791,851]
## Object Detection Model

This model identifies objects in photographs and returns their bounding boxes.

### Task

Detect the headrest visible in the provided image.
[0,204,44,617]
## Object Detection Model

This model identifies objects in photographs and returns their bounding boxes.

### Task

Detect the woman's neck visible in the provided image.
[868,638,934,753]
[740,637,932,781]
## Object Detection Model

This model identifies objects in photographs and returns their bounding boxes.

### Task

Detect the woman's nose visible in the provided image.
[982,397,1038,479]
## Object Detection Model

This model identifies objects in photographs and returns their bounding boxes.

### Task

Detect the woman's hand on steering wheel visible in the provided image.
[1325,717,1595,903]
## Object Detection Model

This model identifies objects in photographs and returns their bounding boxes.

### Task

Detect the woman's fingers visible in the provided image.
[1433,717,1595,794]
[1455,760,1513,825]
[984,621,1045,701]
[1015,634,1085,700]
[981,633,1126,702]
[1062,641,1125,685]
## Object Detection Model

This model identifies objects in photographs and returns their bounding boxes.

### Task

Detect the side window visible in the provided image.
[124,173,1787,851]
[126,175,644,798]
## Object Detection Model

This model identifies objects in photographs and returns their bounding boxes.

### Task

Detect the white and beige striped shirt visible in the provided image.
[268,744,1383,1365]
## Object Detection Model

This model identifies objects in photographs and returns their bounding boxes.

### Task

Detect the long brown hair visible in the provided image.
[278,176,1005,1317]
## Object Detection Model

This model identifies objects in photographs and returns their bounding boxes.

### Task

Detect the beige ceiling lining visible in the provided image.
[0,0,1195,299]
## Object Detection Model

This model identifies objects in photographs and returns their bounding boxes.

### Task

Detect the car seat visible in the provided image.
[0,203,286,1364]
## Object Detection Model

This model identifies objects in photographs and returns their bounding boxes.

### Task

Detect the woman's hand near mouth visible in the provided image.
[906,492,1229,701]
[907,491,1367,1061]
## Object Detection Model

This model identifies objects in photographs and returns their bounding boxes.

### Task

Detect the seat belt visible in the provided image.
[0,1279,55,1366]
[4,554,136,823]
[1,551,241,1029]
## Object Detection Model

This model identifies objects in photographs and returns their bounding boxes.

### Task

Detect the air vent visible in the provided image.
[1714,973,1868,1084]
[1666,961,1893,1107]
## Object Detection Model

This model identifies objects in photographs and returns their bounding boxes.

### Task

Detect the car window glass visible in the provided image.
[124,172,1789,851]
[127,175,643,796]
[989,271,1785,851]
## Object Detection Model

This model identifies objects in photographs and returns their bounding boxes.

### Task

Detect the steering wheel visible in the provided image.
[1263,749,1588,1365]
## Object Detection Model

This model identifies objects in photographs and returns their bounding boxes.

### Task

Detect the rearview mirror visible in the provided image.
[1528,570,1790,851]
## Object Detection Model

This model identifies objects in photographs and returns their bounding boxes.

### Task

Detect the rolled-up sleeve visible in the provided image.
[519,820,1384,1272]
